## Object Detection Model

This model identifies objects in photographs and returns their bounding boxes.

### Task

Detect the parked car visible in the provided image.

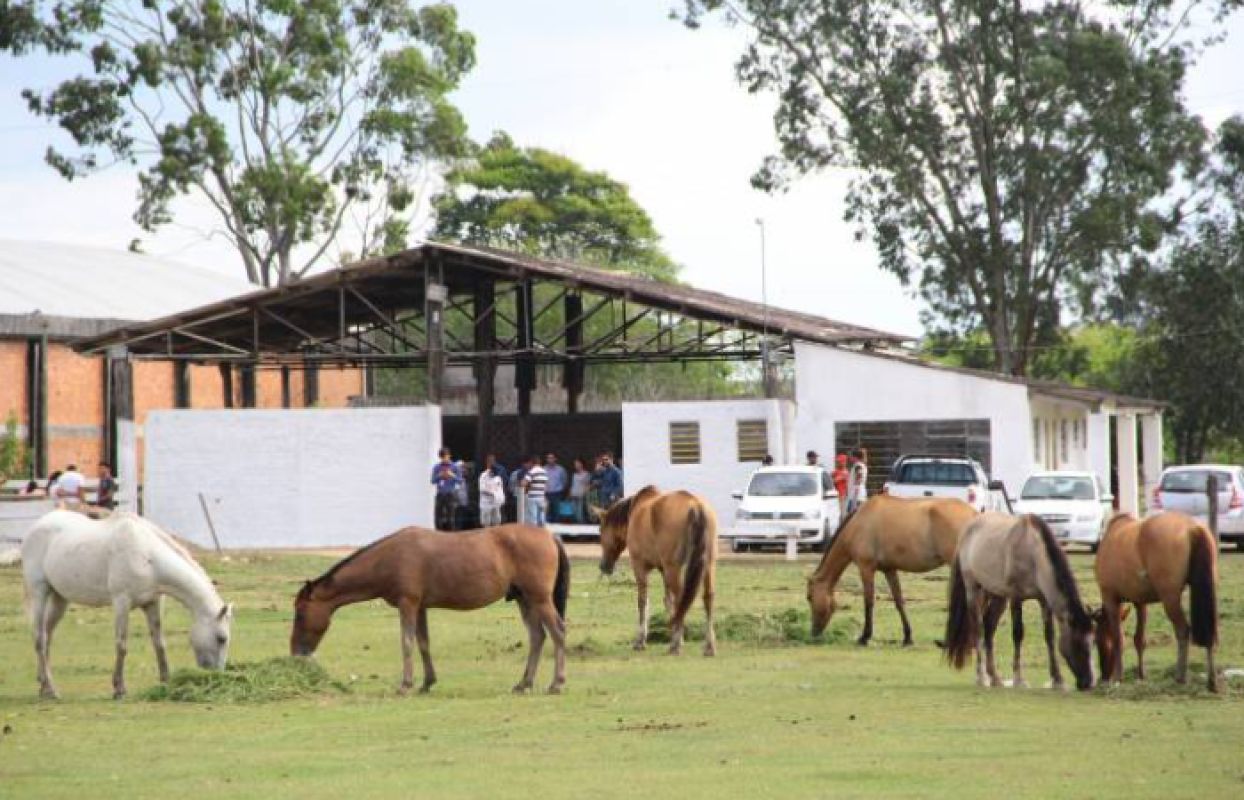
[883,455,994,512]
[1013,471,1113,551]
[726,466,840,552]
[1153,464,1244,549]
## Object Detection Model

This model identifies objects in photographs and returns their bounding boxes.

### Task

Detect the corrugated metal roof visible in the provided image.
[0,239,256,324]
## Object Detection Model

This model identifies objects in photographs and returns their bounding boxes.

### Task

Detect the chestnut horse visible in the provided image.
[1094,512,1219,692]
[597,486,718,656]
[290,524,570,694]
[945,513,1095,691]
[806,496,978,645]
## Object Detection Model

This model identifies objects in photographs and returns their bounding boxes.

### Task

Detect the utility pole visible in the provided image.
[755,218,777,398]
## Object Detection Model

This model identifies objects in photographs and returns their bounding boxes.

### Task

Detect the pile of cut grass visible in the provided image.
[141,657,349,703]
[1096,664,1244,701]
[645,607,851,646]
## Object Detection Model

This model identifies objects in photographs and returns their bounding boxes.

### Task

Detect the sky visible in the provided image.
[1,1,1242,337]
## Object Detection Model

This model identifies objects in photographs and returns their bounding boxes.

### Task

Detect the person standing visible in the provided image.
[478,463,506,527]
[832,454,849,518]
[430,449,463,531]
[847,448,870,514]
[569,457,592,523]
[543,453,568,523]
[96,462,117,509]
[507,459,527,523]
[806,450,832,493]
[594,451,623,509]
[522,456,549,527]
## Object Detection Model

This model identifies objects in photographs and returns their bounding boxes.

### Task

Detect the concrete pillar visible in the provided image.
[107,346,137,512]
[425,281,447,405]
[473,279,496,468]
[1140,413,1164,513]
[1086,412,1112,502]
[1116,412,1139,514]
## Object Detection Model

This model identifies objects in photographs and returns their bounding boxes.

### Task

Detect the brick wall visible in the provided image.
[46,345,104,472]
[0,341,26,425]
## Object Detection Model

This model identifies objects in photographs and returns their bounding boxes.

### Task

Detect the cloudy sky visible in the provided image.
[1,1,1241,336]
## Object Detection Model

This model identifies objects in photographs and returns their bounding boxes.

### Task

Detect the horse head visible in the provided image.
[1060,604,1097,691]
[806,577,836,637]
[597,489,658,575]
[291,580,338,657]
[1091,604,1131,684]
[189,603,233,670]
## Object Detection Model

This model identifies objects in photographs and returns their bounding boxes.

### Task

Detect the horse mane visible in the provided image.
[1029,514,1092,631]
[121,514,210,580]
[603,486,659,529]
[301,530,401,597]
[811,507,857,575]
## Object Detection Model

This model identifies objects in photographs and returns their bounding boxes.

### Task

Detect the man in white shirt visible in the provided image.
[55,465,85,508]
[479,464,506,527]
[521,457,549,527]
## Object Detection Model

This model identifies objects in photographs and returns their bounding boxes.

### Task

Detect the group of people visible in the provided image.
[18,462,117,510]
[808,448,869,516]
[431,448,624,532]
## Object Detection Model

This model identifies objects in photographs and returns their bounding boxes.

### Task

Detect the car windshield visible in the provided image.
[1160,470,1235,493]
[1021,476,1095,500]
[895,462,976,486]
[748,472,818,497]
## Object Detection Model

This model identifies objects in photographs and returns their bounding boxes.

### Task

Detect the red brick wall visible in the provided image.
[317,367,363,407]
[0,340,26,425]
[46,344,104,471]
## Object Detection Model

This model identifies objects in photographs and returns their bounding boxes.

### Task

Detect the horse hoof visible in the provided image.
[417,685,434,695]
[113,690,127,701]
[632,641,646,652]
[703,646,716,657]
[1013,680,1030,689]
[512,683,532,694]
[397,685,412,697]
[546,685,563,695]
[39,688,60,701]
[856,637,871,647]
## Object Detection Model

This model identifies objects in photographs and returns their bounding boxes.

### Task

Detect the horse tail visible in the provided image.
[944,554,976,669]
[553,537,571,622]
[1187,525,1218,648]
[674,501,711,624]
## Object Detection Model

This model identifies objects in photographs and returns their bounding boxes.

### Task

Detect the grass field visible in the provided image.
[2,546,1243,799]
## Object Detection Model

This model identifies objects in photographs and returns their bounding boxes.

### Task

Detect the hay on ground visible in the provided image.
[141,657,349,703]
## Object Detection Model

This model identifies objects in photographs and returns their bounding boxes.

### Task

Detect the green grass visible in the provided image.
[2,549,1244,798]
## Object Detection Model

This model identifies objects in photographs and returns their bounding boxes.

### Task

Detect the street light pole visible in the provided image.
[755,218,776,398]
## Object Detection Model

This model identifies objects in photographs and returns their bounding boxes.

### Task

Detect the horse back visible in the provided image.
[633,491,717,565]
[1137,512,1212,594]
[25,512,148,606]
[403,525,560,610]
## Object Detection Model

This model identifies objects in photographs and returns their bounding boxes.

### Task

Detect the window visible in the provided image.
[747,471,817,497]
[894,461,978,486]
[1021,476,1096,501]
[736,419,768,462]
[669,421,701,465]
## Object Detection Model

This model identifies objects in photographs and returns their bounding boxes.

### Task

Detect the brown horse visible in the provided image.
[597,486,718,655]
[945,513,1096,691]
[290,524,570,694]
[807,495,978,645]
[1093,511,1220,692]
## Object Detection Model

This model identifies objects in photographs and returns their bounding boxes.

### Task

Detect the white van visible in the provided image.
[725,466,840,553]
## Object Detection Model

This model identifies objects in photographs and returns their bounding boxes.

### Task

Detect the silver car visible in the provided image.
[1152,464,1244,548]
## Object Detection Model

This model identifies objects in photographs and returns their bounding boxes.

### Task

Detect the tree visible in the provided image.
[432,132,677,281]
[0,1,475,286]
[681,0,1233,375]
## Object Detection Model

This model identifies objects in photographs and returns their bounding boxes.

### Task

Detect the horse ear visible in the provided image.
[218,603,232,621]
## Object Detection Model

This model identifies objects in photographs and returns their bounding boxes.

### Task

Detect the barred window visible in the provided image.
[737,419,768,462]
[669,421,701,465]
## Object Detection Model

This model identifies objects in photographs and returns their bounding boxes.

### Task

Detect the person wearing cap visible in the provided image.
[806,450,832,493]
[832,454,850,518]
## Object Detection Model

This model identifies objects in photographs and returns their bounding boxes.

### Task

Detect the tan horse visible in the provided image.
[597,486,718,655]
[945,513,1096,691]
[1093,512,1220,692]
[807,496,978,645]
[290,524,570,694]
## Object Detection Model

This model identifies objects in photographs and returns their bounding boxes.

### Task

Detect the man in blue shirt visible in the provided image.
[543,453,568,522]
[430,448,463,531]
[594,451,624,508]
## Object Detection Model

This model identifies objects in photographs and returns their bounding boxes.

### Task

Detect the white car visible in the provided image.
[726,466,840,553]
[1013,471,1113,551]
[883,454,994,512]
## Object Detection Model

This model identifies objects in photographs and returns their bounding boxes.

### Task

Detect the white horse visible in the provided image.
[21,510,233,699]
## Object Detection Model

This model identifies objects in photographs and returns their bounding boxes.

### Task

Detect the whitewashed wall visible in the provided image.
[793,343,1035,494]
[621,399,794,525]
[145,406,441,549]
[1030,397,1092,472]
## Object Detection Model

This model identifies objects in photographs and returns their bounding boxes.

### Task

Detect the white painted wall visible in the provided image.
[793,343,1034,494]
[145,406,441,549]
[1087,412,1113,496]
[621,399,794,525]
[1030,398,1091,472]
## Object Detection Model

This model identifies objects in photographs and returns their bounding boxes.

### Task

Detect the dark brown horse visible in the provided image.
[596,486,718,655]
[290,524,570,694]
[1094,512,1220,692]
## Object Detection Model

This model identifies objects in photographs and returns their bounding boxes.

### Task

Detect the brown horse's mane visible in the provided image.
[1029,514,1092,631]
[603,486,659,529]
[811,507,858,575]
[299,531,402,600]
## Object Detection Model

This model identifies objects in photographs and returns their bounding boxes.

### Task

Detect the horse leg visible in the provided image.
[882,570,913,646]
[1161,594,1191,684]
[701,564,717,657]
[29,585,55,699]
[981,595,1006,688]
[112,597,132,700]
[141,598,170,683]
[1010,599,1028,688]
[513,599,544,694]
[857,564,876,647]
[664,566,686,656]
[1132,603,1148,681]
[633,564,652,651]
[1040,601,1065,690]
[415,607,437,694]
[397,601,418,695]
[535,600,567,694]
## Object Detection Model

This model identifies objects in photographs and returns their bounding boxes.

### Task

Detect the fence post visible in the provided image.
[1206,473,1219,544]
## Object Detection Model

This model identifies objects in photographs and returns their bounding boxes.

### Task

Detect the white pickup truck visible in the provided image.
[882,455,995,513]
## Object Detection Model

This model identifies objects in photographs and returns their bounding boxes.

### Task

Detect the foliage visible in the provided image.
[681,0,1236,375]
[433,131,677,280]
[0,411,29,483]
[0,1,475,286]
[140,656,348,703]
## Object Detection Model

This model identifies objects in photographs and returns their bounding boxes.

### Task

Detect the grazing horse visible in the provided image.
[945,512,1095,691]
[597,487,718,655]
[21,510,233,699]
[1093,512,1220,692]
[290,524,570,694]
[806,496,978,645]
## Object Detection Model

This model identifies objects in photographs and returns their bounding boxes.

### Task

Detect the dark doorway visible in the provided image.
[835,418,992,493]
